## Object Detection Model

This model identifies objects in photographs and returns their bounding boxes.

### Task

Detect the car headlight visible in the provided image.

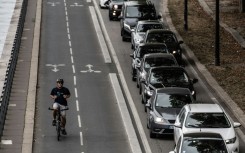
[147,90,153,96]
[124,23,131,30]
[140,72,146,79]
[191,90,195,95]
[113,5,118,9]
[226,137,236,144]
[154,117,167,124]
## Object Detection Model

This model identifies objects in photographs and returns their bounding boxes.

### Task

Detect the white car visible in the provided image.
[174,104,241,153]
[99,0,109,8]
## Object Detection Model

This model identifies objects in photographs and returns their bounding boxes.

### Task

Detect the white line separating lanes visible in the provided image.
[92,0,152,152]
[109,73,142,153]
[88,6,111,63]
[76,100,80,111]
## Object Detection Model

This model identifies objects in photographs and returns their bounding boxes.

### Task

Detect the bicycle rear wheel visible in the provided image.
[56,122,61,141]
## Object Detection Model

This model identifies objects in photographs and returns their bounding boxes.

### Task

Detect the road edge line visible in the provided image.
[109,73,142,153]
[21,0,42,152]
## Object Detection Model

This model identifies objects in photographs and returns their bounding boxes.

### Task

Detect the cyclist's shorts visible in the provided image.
[53,103,67,117]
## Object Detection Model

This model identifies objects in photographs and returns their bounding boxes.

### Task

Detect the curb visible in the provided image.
[164,0,245,143]
[21,0,42,152]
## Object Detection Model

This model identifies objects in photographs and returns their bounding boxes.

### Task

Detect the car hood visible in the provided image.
[182,127,236,140]
[124,18,139,27]
[165,43,179,52]
[156,107,181,120]
[150,82,191,89]
[134,33,145,40]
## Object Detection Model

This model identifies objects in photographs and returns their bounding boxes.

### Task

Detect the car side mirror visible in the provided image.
[174,122,181,128]
[192,78,198,84]
[130,54,133,58]
[233,122,241,128]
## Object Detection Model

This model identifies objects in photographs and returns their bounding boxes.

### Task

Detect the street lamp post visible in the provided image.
[215,0,220,66]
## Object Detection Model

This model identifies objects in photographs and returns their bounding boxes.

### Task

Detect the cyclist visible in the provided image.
[50,78,70,135]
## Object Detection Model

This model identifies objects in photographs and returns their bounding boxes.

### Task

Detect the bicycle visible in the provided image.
[48,106,69,141]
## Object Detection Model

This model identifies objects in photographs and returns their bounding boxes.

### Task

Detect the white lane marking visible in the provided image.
[80,132,83,146]
[66,21,69,27]
[47,2,60,6]
[71,56,74,63]
[65,10,68,16]
[70,3,84,7]
[68,34,71,40]
[67,28,70,34]
[76,100,79,111]
[109,73,142,153]
[75,87,78,98]
[70,48,73,55]
[74,75,76,85]
[69,40,71,47]
[88,6,111,63]
[9,104,16,107]
[78,115,82,127]
[72,65,75,73]
[87,0,91,2]
[46,64,65,72]
[80,64,101,73]
[1,140,12,145]
[66,16,69,22]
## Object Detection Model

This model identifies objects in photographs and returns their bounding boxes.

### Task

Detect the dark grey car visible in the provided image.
[146,87,195,138]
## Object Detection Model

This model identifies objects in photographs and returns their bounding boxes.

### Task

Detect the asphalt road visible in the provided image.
[32,0,245,152]
[33,0,132,152]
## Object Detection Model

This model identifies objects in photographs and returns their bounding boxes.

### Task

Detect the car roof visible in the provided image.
[156,87,191,95]
[187,104,223,113]
[183,132,223,139]
[144,53,174,58]
[139,43,167,47]
[147,29,174,34]
[124,0,153,6]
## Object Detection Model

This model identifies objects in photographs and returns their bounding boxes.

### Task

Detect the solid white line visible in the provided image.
[75,87,78,98]
[76,100,79,111]
[74,75,76,85]
[72,65,75,73]
[78,115,82,127]
[88,6,111,63]
[71,55,74,63]
[80,132,83,146]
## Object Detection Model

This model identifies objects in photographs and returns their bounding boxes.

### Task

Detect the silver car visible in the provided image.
[131,20,167,50]
[174,103,241,153]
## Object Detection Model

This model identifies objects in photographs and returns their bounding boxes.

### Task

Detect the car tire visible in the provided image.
[131,44,134,49]
[132,68,136,81]
[139,85,142,95]
[145,106,147,112]
[121,29,126,41]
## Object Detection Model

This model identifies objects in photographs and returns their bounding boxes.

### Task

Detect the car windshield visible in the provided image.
[126,5,155,18]
[155,93,192,108]
[181,138,228,153]
[144,57,177,70]
[136,47,168,58]
[146,33,176,44]
[185,113,231,128]
[137,24,163,32]
[149,69,189,85]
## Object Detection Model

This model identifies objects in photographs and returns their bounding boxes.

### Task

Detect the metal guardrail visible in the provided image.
[0,0,28,140]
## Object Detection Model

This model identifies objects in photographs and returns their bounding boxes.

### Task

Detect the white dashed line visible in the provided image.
[76,100,79,111]
[78,115,82,128]
[66,16,68,21]
[74,75,76,85]
[80,132,83,146]
[68,34,71,40]
[69,40,71,47]
[71,56,74,63]
[70,48,73,55]
[75,87,78,98]
[8,104,16,107]
[66,22,69,27]
[1,140,12,145]
[67,28,70,34]
[72,65,75,73]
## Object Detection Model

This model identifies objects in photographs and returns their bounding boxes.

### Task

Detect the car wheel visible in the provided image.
[121,29,126,41]
[139,85,142,95]
[132,68,136,81]
[145,105,147,112]
[136,77,139,88]
[131,44,134,49]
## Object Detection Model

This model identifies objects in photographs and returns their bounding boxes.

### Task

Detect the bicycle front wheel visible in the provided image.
[56,123,60,141]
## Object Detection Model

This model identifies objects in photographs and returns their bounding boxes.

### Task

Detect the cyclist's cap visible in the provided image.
[56,78,64,84]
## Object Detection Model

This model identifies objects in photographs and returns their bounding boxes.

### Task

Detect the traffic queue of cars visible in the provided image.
[99,0,241,152]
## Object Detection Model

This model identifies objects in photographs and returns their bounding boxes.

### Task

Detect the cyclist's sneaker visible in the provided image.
[62,129,67,135]
[52,119,56,126]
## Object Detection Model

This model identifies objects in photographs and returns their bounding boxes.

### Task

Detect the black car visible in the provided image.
[142,29,183,65]
[119,1,161,41]
[170,132,229,153]
[141,66,198,104]
[146,87,195,138]
[136,53,179,91]
[108,0,125,20]
[130,43,170,81]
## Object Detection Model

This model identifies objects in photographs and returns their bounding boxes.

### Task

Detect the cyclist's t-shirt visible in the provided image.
[50,87,70,106]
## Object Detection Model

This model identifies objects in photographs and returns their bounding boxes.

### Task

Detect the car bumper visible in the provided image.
[150,122,174,134]
[227,140,239,153]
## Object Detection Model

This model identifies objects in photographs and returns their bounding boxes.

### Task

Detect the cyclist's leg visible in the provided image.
[60,105,67,135]
[52,103,59,125]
